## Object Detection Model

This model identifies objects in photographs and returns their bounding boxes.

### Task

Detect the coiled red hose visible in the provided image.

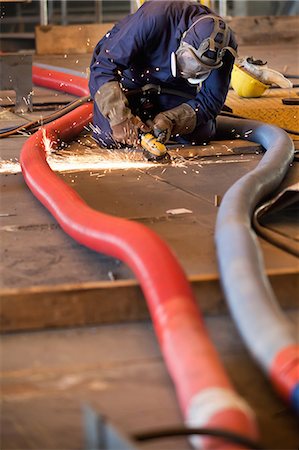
[20,64,258,448]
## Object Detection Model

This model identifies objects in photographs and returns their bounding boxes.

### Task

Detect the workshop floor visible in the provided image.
[1,43,299,449]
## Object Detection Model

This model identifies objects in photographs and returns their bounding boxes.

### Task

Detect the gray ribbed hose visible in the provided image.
[215,116,299,412]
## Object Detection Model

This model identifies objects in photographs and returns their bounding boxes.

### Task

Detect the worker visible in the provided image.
[89,0,237,149]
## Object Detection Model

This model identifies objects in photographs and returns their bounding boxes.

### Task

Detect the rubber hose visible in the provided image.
[32,64,89,97]
[19,63,260,449]
[215,116,299,412]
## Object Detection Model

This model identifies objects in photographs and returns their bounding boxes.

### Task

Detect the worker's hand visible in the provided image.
[153,104,197,143]
[95,81,150,147]
[111,115,150,147]
[152,113,173,143]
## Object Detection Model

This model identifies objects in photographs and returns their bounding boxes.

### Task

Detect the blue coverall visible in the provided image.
[89,0,237,147]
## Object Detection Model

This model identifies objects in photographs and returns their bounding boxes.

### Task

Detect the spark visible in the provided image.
[22,96,30,106]
[42,128,54,158]
[244,129,253,138]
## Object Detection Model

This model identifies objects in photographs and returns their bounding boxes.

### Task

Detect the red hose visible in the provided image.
[20,65,259,448]
[32,65,89,97]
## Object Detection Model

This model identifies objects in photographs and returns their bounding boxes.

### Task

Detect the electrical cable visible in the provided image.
[269,84,299,89]
[253,186,299,258]
[0,96,91,138]
[133,426,264,449]
[282,74,299,78]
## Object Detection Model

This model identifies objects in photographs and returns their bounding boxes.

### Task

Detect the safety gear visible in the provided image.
[111,115,149,146]
[153,103,197,143]
[171,49,211,85]
[152,114,173,143]
[95,81,133,127]
[95,80,149,146]
[231,64,270,98]
[237,57,293,90]
[171,14,238,85]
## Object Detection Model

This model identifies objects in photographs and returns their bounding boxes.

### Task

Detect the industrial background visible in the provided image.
[0,1,298,450]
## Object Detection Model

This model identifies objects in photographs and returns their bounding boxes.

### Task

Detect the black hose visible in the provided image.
[133,426,264,449]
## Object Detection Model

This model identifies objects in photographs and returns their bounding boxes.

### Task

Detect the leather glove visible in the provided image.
[95,81,149,146]
[111,115,149,146]
[153,103,197,143]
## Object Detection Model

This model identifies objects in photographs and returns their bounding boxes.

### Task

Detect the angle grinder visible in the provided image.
[140,132,169,161]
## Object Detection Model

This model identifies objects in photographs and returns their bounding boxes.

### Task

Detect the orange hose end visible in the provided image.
[201,409,259,450]
[270,344,299,403]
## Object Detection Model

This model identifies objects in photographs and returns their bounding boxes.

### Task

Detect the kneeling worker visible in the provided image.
[89,0,237,149]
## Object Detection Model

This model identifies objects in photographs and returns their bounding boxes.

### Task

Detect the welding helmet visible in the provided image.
[171,14,237,85]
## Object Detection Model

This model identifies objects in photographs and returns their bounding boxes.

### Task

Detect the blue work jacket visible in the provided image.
[89,0,237,127]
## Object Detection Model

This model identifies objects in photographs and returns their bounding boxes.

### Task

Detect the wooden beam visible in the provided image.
[35,23,115,55]
[1,271,298,332]
[227,16,299,45]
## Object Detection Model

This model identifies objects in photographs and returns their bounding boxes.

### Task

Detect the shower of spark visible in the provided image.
[48,146,159,172]
[42,127,55,158]
[0,130,251,175]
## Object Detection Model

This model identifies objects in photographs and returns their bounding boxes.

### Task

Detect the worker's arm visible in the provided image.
[94,81,149,146]
[89,10,164,96]
[152,47,236,142]
[89,10,164,145]
[186,50,235,125]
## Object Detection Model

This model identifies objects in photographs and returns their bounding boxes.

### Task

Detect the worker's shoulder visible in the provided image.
[139,0,197,21]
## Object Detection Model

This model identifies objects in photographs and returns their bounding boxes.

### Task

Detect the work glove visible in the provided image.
[111,115,149,146]
[152,103,197,143]
[95,81,149,146]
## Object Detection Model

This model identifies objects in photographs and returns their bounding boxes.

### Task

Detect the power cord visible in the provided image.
[0,96,91,138]
[133,426,264,449]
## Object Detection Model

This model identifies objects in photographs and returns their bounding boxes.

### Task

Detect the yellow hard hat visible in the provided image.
[231,64,270,98]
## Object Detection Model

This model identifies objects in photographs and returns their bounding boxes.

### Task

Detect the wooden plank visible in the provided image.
[34,17,299,55]
[227,16,299,45]
[35,23,115,55]
[1,316,299,449]
[1,271,298,332]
